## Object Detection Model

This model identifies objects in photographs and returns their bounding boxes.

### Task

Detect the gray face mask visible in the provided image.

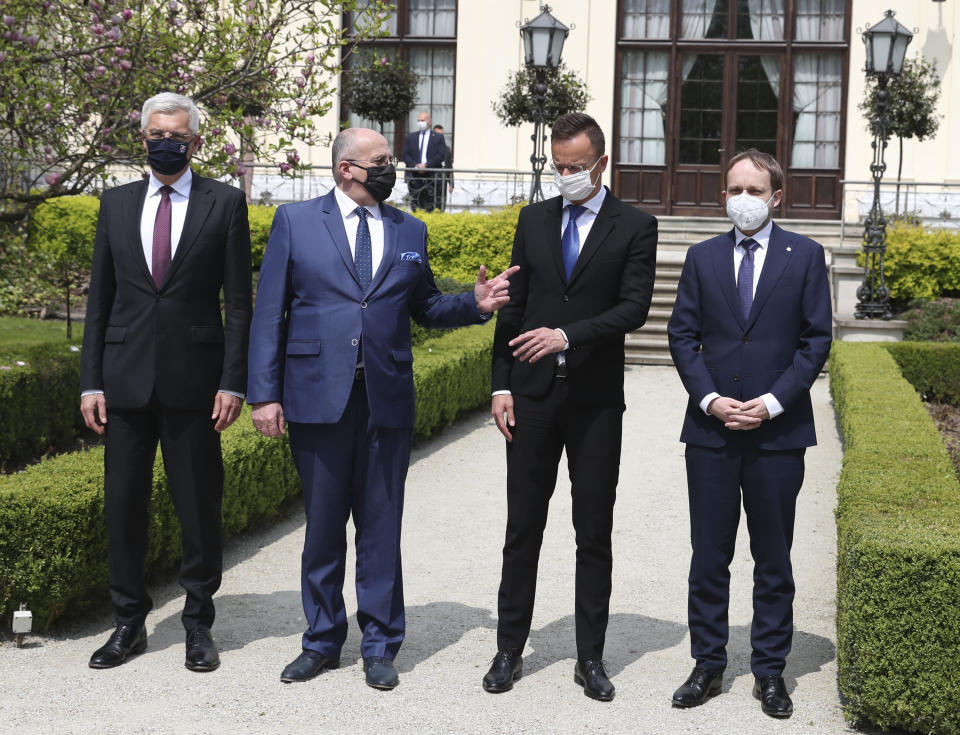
[554,157,601,201]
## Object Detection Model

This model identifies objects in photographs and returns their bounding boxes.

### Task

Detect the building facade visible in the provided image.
[295,0,958,221]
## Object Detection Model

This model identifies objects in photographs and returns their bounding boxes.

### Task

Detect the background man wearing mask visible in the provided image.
[484,112,657,701]
[80,92,252,673]
[401,110,446,212]
[247,127,518,691]
[432,124,454,212]
[667,150,831,719]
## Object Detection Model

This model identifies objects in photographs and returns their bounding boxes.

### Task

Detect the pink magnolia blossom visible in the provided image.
[128,110,139,120]
[2,15,14,26]
[122,9,133,20]
[234,165,247,178]
[44,172,62,186]
[24,35,38,46]
[119,59,131,70]
[43,102,51,112]
[223,143,237,155]
[279,162,292,174]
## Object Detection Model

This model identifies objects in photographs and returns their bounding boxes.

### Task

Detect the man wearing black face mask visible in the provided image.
[247,127,519,690]
[80,92,252,672]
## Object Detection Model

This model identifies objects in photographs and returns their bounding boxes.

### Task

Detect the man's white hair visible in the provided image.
[141,92,200,135]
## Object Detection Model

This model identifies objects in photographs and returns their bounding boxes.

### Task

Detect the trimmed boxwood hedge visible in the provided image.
[880,341,960,406]
[0,322,495,630]
[830,342,960,735]
[0,343,83,469]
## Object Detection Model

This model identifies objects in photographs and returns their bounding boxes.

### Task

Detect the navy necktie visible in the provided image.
[737,237,759,319]
[562,205,587,281]
[354,206,372,291]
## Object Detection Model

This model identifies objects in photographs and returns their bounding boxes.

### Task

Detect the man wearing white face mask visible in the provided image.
[401,110,446,211]
[484,112,658,701]
[667,150,832,719]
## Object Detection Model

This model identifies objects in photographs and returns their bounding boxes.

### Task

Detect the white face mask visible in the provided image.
[725,191,775,233]
[417,120,428,131]
[554,157,601,202]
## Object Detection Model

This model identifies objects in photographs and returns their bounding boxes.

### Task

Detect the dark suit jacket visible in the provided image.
[491,189,658,406]
[401,129,446,179]
[246,189,485,428]
[667,223,832,450]
[80,173,252,410]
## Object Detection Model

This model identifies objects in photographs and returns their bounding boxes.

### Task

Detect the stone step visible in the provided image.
[625,352,674,366]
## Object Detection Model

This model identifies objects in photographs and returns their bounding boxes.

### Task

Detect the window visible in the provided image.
[791,54,843,168]
[622,0,670,40]
[736,0,784,41]
[619,51,669,164]
[795,0,845,42]
[343,1,457,153]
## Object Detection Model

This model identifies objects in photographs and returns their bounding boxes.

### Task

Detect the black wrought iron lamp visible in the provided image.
[518,5,569,203]
[855,9,913,320]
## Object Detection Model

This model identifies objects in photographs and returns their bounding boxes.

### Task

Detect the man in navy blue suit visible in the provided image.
[247,126,517,690]
[401,110,446,212]
[667,150,831,719]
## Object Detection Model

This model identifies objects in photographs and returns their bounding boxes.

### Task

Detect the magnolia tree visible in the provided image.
[0,0,389,223]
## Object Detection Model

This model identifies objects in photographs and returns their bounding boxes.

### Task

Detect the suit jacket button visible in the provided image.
[361,301,367,308]
[562,294,569,302]
[351,338,359,346]
[732,374,740,382]
[742,337,749,344]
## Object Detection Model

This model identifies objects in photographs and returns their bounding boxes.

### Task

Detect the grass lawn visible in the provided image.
[0,316,83,352]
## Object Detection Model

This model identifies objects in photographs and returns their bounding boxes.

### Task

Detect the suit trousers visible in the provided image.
[287,378,412,660]
[496,379,623,660]
[684,443,805,677]
[104,399,224,631]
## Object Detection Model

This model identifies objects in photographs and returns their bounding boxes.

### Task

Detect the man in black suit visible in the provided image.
[483,112,658,701]
[80,92,252,673]
[432,124,454,212]
[400,110,445,212]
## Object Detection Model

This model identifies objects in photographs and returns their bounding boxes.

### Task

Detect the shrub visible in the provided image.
[0,323,495,630]
[879,222,960,302]
[881,342,960,405]
[0,343,82,469]
[900,297,960,342]
[830,342,960,735]
[248,203,277,269]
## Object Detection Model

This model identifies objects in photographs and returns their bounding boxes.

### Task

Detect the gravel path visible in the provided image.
[0,366,863,734]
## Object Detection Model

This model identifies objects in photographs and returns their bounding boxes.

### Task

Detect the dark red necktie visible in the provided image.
[152,185,174,288]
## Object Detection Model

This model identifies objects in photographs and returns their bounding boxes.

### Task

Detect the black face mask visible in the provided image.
[146,137,192,176]
[353,162,396,203]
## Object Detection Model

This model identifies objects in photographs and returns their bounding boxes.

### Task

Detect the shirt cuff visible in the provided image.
[491,390,512,397]
[81,390,104,398]
[219,389,245,400]
[700,392,720,415]
[555,328,570,350]
[761,392,783,419]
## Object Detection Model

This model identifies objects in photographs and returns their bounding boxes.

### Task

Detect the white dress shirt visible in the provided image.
[140,168,192,273]
[334,186,385,277]
[699,219,784,419]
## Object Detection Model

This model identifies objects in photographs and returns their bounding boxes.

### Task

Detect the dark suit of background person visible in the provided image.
[666,151,832,718]
[246,127,516,690]
[433,124,454,212]
[484,113,658,702]
[401,111,446,212]
[79,94,252,673]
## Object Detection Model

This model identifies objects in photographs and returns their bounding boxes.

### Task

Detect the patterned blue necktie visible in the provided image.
[737,237,759,319]
[562,205,587,281]
[354,206,372,291]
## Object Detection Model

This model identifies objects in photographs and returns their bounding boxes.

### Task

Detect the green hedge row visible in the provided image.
[880,342,960,405]
[0,322,495,630]
[830,342,960,735]
[26,196,519,275]
[0,343,82,469]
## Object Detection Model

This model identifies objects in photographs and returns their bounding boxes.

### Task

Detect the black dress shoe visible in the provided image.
[280,650,340,683]
[753,675,793,718]
[671,667,723,707]
[363,656,399,690]
[89,624,147,669]
[185,626,220,672]
[482,651,523,693]
[574,659,615,701]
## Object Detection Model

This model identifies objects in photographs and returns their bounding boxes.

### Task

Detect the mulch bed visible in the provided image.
[927,402,960,481]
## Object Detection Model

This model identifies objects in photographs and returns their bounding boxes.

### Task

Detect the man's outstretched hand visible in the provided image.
[475,265,521,313]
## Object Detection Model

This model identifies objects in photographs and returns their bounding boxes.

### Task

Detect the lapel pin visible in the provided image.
[786,246,792,252]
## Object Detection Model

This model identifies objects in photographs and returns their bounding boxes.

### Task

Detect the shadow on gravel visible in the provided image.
[718,625,836,694]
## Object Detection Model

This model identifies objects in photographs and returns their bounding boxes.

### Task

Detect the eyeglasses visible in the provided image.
[144,130,195,144]
[346,156,398,169]
[550,158,600,176]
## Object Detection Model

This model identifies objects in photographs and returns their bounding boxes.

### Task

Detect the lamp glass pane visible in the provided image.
[871,33,891,74]
[891,34,910,74]
[548,29,566,67]
[530,27,549,67]
[522,30,533,66]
